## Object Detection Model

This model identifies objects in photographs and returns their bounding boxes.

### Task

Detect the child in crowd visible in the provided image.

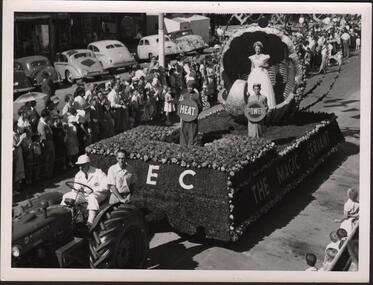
[335,188,359,236]
[305,253,318,271]
[336,228,348,249]
[164,87,175,125]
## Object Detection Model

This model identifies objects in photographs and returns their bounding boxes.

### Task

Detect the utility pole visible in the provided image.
[158,13,165,67]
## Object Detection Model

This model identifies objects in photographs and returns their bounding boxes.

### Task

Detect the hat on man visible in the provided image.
[76,154,91,165]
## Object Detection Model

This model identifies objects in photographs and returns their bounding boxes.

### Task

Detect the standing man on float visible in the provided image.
[179,81,202,146]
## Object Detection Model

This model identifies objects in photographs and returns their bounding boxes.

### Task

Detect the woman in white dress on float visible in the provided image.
[246,41,276,108]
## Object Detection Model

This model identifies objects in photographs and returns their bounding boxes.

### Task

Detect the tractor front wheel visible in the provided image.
[89,204,149,269]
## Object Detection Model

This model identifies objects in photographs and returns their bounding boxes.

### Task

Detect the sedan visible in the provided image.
[137,34,180,60]
[15,55,60,86]
[88,40,136,70]
[13,61,34,96]
[54,49,106,83]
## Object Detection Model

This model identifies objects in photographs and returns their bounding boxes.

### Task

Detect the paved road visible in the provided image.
[13,53,361,270]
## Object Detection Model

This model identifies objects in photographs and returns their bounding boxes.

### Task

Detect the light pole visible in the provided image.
[158,13,165,67]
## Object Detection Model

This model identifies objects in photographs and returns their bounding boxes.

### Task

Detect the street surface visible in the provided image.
[13,53,361,270]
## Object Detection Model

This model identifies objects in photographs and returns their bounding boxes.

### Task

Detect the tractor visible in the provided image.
[12,182,149,268]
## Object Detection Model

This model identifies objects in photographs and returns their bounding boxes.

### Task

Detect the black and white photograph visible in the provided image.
[1,0,371,283]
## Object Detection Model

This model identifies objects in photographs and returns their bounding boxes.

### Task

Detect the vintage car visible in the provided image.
[137,34,180,60]
[87,40,136,70]
[13,61,34,95]
[15,55,59,86]
[168,29,208,53]
[54,49,105,83]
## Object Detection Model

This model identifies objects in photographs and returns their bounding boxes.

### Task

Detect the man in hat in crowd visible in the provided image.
[179,81,202,146]
[60,154,108,225]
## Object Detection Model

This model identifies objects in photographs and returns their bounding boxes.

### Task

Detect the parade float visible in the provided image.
[12,24,344,269]
[85,24,344,267]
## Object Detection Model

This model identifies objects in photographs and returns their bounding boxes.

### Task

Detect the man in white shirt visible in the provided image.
[341,30,351,58]
[107,149,137,204]
[107,84,126,133]
[61,154,108,225]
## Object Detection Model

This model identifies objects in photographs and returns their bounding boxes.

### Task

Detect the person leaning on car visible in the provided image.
[40,72,55,99]
[107,149,137,205]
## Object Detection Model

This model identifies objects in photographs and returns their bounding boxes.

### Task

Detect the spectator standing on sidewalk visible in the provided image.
[334,188,359,236]
[108,83,126,134]
[341,29,351,58]
[37,109,55,179]
[41,72,55,99]
[355,36,360,51]
[13,121,26,193]
[52,116,67,173]
[65,111,80,168]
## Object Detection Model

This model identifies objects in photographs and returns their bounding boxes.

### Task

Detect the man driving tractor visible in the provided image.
[60,154,108,225]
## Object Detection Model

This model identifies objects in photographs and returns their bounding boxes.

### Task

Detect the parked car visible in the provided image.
[13,61,34,96]
[137,34,180,60]
[168,29,208,53]
[54,49,106,83]
[87,40,136,70]
[15,55,60,86]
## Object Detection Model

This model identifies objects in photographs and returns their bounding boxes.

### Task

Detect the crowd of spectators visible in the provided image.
[290,15,361,77]
[13,51,222,194]
[305,188,359,271]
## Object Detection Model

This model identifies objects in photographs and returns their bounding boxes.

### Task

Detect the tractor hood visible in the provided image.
[12,206,72,242]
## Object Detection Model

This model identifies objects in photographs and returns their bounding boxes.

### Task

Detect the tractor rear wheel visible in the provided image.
[89,204,149,269]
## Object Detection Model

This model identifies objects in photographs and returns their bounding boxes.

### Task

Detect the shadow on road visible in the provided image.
[146,237,208,269]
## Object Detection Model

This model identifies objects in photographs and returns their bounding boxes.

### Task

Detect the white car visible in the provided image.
[137,35,180,60]
[54,49,105,83]
[87,40,136,70]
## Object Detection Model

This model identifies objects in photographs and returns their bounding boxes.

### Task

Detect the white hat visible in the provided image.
[76,154,91,165]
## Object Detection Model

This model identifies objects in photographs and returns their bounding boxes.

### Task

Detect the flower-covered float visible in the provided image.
[86,24,343,251]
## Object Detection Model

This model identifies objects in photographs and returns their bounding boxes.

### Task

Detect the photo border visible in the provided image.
[1,0,371,282]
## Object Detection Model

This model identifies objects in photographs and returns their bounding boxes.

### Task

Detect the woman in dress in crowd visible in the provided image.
[21,127,34,184]
[98,97,115,139]
[163,86,175,125]
[13,121,26,193]
[88,95,101,143]
[246,41,276,108]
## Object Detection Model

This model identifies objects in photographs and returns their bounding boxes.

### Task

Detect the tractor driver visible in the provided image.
[61,154,108,225]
